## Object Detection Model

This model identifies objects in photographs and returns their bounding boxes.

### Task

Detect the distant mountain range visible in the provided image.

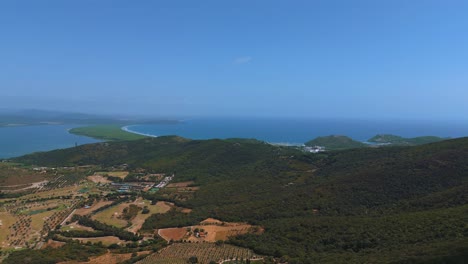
[368,134,448,145]
[0,109,178,127]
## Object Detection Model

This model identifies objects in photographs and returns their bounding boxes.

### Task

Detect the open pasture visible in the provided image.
[93,198,172,230]
[72,236,126,246]
[74,200,113,216]
[127,200,171,233]
[92,203,129,228]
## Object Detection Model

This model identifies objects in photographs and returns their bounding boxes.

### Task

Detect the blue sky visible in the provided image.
[1,0,468,120]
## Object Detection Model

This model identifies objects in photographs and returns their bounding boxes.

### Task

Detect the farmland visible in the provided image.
[1,161,265,263]
[137,243,262,264]
[91,199,171,230]
[157,219,262,243]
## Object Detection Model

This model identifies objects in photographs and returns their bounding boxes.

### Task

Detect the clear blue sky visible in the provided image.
[1,0,468,120]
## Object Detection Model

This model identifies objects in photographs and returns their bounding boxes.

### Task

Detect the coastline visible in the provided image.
[121,125,158,138]
[68,125,147,141]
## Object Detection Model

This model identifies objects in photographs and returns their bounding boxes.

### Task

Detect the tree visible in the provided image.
[188,256,198,263]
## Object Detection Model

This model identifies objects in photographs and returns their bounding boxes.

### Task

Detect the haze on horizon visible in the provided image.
[1,1,468,121]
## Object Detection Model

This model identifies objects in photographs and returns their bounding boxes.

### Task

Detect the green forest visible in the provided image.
[13,136,468,263]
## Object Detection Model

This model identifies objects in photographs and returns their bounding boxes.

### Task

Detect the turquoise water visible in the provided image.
[125,118,468,145]
[0,125,101,159]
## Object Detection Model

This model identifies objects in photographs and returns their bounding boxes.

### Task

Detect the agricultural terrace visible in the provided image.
[137,243,262,264]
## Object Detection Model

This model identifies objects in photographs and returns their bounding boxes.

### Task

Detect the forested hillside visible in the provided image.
[14,137,468,263]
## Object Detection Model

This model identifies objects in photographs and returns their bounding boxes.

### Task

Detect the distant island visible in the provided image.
[368,134,448,146]
[304,134,450,151]
[304,135,367,150]
[0,109,179,128]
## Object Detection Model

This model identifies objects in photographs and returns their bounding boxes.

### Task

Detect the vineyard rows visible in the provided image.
[137,243,261,264]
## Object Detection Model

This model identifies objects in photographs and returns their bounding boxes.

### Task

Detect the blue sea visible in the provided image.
[124,118,468,145]
[0,125,101,159]
[1,118,468,159]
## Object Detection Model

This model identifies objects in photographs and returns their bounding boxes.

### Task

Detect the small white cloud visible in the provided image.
[233,56,252,64]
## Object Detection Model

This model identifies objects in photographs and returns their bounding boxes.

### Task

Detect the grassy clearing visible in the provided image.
[92,203,129,228]
[73,236,125,246]
[17,185,79,201]
[69,125,147,141]
[30,210,56,230]
[95,171,129,179]
[127,201,171,233]
[0,163,46,186]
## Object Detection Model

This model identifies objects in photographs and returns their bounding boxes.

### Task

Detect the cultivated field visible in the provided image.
[158,228,188,242]
[137,243,262,264]
[157,219,262,243]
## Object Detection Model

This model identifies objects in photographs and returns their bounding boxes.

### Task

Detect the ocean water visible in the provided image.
[1,118,467,159]
[0,125,101,159]
[124,118,468,145]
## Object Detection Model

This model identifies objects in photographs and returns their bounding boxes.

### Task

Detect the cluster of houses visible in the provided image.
[304,145,326,153]
[155,174,174,188]
[110,182,154,193]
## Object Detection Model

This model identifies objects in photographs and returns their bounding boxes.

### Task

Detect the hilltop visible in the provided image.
[304,135,367,150]
[3,136,468,263]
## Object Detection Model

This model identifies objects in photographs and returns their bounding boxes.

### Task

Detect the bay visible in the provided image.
[124,118,468,145]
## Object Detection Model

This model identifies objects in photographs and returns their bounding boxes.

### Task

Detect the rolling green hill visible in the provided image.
[368,134,447,146]
[13,137,468,263]
[305,135,368,150]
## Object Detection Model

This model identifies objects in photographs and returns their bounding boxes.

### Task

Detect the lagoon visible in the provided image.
[0,125,101,159]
